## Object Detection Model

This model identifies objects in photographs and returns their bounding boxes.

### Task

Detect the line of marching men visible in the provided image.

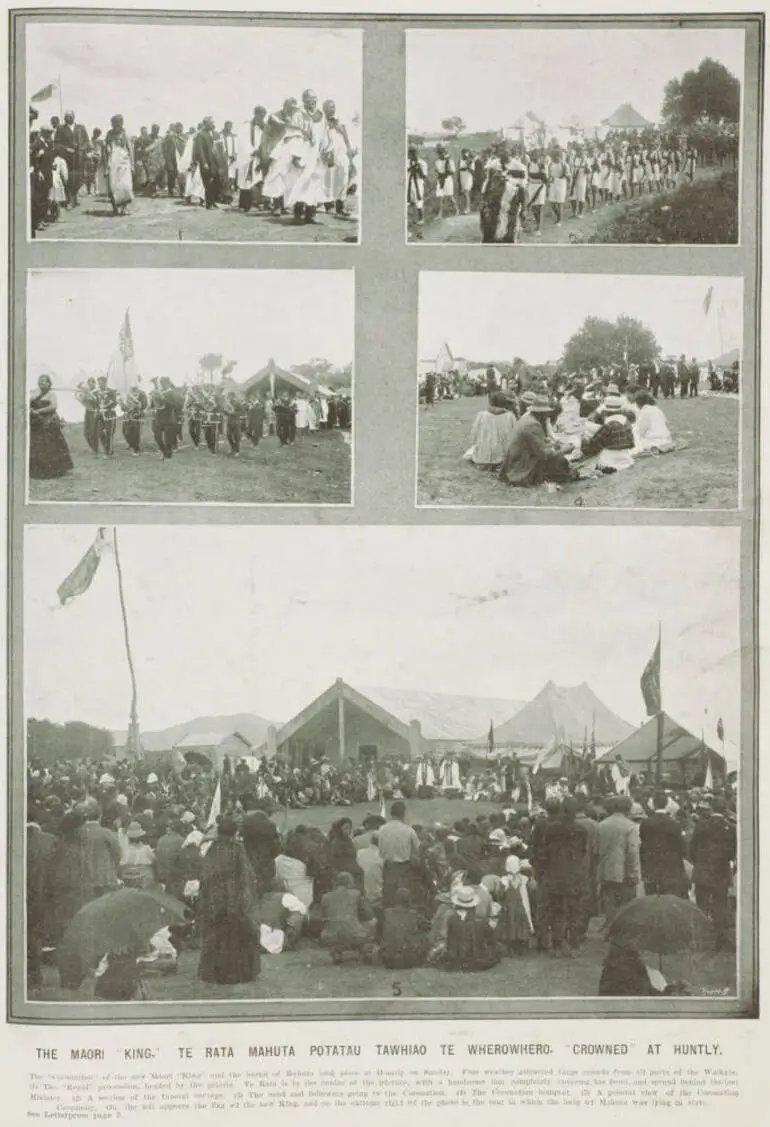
[74,377,352,461]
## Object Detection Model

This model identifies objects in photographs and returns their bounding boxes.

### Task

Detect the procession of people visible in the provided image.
[408,127,738,241]
[28,374,352,479]
[29,89,358,236]
[27,744,737,996]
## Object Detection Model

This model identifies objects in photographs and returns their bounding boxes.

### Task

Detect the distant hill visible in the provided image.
[492,681,634,748]
[113,713,278,753]
[710,347,739,367]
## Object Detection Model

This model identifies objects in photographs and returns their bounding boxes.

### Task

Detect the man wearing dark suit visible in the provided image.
[639,791,686,896]
[193,117,220,209]
[151,378,178,459]
[54,111,89,207]
[690,797,737,951]
[247,395,265,446]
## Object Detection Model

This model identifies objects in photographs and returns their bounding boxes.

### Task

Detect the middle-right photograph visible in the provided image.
[416,272,742,510]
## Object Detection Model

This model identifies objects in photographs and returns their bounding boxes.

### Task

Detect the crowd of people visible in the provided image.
[26,747,736,997]
[408,126,738,241]
[29,90,358,235]
[28,371,352,479]
[419,356,738,490]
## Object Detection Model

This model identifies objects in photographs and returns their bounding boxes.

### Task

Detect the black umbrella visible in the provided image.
[607,894,713,971]
[57,888,188,989]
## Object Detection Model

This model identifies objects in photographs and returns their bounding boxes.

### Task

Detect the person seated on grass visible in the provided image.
[499,394,577,487]
[580,392,636,473]
[319,871,376,964]
[380,887,429,969]
[598,935,666,996]
[442,885,500,972]
[632,390,674,455]
[463,392,518,470]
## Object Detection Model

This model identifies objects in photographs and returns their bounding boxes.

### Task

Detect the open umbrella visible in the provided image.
[183,750,214,768]
[607,895,713,971]
[56,888,188,989]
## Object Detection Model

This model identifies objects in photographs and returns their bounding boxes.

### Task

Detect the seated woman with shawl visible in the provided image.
[632,390,674,455]
[380,887,429,969]
[463,392,518,470]
[580,392,636,473]
[198,816,260,985]
[319,871,376,963]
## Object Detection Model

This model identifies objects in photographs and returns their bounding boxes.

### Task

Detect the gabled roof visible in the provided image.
[173,731,227,749]
[602,103,653,129]
[493,681,634,747]
[240,360,327,396]
[273,679,418,749]
[596,713,726,772]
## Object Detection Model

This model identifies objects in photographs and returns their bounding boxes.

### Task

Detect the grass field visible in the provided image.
[417,395,739,510]
[29,423,352,505]
[408,166,736,246]
[33,798,736,1004]
[36,191,359,244]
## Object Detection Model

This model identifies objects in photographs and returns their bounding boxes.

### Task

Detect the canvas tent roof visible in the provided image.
[602,103,653,129]
[493,681,634,748]
[596,713,727,773]
[360,686,525,742]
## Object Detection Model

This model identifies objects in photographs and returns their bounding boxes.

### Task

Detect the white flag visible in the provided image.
[206,779,221,830]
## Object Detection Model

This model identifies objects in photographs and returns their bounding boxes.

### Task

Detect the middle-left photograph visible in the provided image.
[26,269,354,506]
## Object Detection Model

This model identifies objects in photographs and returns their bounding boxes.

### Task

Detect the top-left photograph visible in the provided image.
[27,21,362,244]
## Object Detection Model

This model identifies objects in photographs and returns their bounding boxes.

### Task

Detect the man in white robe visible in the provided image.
[236,105,267,211]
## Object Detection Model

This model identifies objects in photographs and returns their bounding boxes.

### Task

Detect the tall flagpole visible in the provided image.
[112,529,140,759]
[654,621,664,787]
[58,75,63,120]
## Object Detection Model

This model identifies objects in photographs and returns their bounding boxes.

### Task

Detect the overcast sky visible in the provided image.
[27,23,362,131]
[25,525,741,747]
[418,274,742,365]
[407,28,744,132]
[27,269,354,417]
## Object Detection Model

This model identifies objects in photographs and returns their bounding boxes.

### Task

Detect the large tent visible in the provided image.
[596,713,727,780]
[602,103,654,130]
[492,681,634,748]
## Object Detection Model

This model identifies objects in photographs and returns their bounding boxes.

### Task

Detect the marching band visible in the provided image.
[73,376,352,460]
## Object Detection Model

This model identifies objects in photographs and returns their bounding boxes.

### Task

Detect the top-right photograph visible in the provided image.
[406,27,744,245]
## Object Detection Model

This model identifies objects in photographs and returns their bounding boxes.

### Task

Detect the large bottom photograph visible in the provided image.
[19,524,744,1014]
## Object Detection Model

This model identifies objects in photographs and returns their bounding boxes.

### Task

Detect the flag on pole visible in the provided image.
[611,756,630,795]
[57,528,110,605]
[703,751,714,791]
[107,309,138,398]
[487,719,495,758]
[703,285,714,316]
[641,637,662,716]
[524,777,533,815]
[206,779,222,829]
[379,792,387,819]
[30,82,57,104]
[717,717,725,742]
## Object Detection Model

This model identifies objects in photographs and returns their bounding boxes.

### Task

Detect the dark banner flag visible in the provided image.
[487,720,495,757]
[717,717,725,742]
[641,637,662,716]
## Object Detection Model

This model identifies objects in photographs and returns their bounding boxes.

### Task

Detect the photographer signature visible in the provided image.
[696,986,731,997]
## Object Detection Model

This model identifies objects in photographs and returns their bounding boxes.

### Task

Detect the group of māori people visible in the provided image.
[408,128,734,242]
[29,89,358,234]
[454,356,736,486]
[73,377,352,461]
[27,748,736,992]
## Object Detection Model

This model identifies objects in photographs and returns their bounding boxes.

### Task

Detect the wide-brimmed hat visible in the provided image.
[605,383,620,396]
[451,885,479,909]
[146,773,158,785]
[602,395,625,412]
[126,821,146,840]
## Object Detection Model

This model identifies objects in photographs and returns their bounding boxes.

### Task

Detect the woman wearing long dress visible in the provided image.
[198,816,260,985]
[29,375,73,480]
[103,115,134,216]
[321,100,354,215]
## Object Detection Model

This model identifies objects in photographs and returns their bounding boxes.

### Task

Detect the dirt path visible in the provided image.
[37,192,359,244]
[410,167,722,245]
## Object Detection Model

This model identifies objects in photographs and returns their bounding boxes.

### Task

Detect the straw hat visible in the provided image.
[528,394,553,414]
[451,885,479,909]
[126,821,146,840]
[602,394,625,412]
